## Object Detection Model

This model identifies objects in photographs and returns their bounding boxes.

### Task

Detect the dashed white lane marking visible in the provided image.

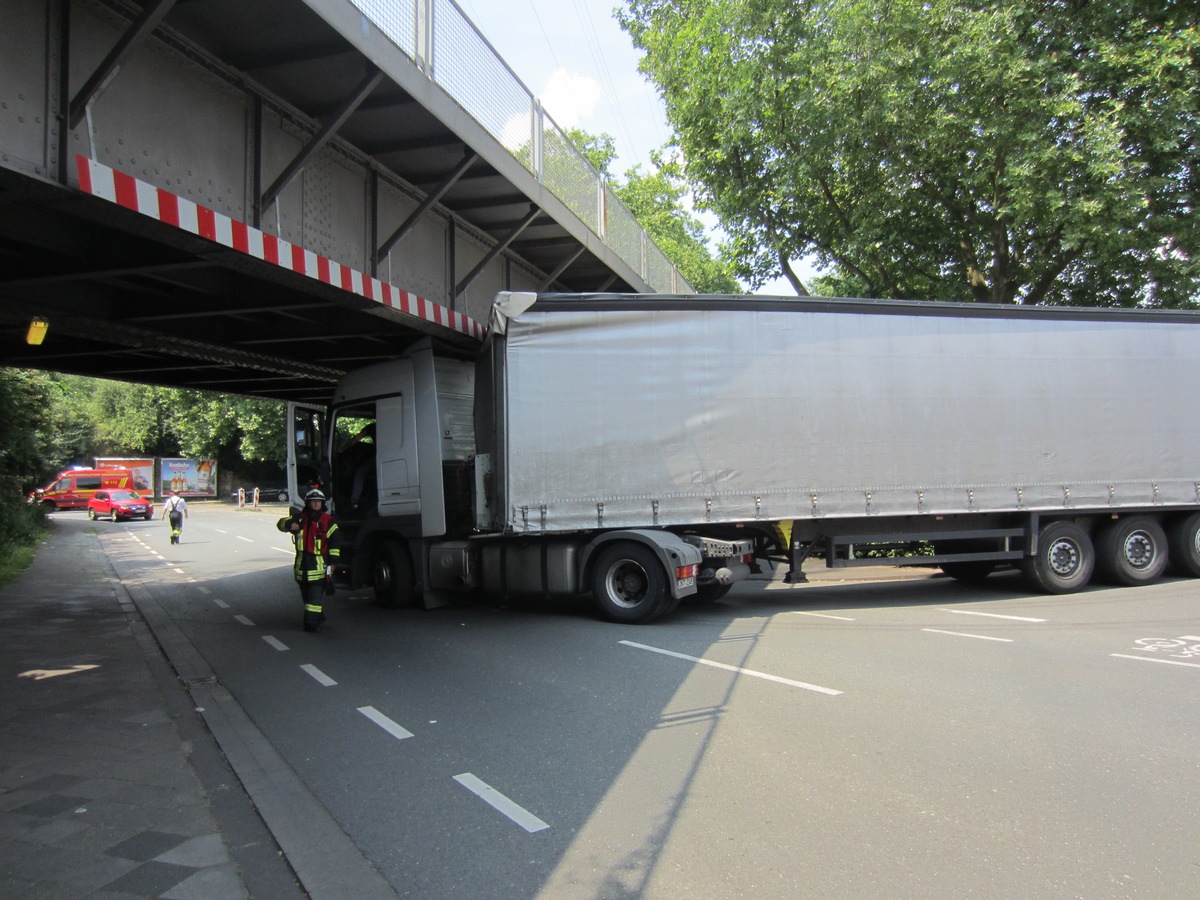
[173,567,186,574]
[237,536,254,543]
[214,529,228,534]
[939,608,1045,623]
[453,773,549,833]
[263,636,289,652]
[272,547,292,555]
[211,598,230,609]
[197,586,211,594]
[300,664,337,686]
[923,629,1013,643]
[620,640,843,695]
[234,615,254,626]
[791,611,856,621]
[358,706,414,741]
[1111,654,1200,669]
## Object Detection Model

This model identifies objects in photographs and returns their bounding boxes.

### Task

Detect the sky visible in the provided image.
[455,0,803,294]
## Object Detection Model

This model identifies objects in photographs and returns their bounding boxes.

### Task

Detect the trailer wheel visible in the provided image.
[591,543,670,624]
[691,582,733,604]
[1167,513,1200,577]
[1022,521,1094,594]
[373,540,415,609]
[1095,516,1168,586]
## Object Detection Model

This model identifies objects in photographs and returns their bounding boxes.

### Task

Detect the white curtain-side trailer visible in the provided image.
[288,292,1200,623]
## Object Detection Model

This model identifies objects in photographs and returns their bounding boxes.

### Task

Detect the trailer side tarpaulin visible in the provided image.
[493,295,1200,532]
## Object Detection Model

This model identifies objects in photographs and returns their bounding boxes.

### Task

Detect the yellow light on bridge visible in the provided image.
[26,318,49,345]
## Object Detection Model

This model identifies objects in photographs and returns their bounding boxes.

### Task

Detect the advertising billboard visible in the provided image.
[160,458,217,497]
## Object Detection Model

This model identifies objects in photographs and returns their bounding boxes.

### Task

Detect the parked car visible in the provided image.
[230,486,289,503]
[88,490,154,521]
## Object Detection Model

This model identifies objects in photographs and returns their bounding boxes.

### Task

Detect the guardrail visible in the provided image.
[348,0,692,294]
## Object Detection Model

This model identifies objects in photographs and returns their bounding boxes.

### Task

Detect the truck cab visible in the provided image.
[288,340,477,607]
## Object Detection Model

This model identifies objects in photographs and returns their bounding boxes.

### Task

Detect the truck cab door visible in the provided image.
[287,403,328,507]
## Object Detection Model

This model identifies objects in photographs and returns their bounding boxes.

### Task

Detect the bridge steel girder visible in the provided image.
[0,0,676,401]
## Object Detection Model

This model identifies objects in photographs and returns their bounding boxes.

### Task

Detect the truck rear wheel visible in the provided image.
[373,540,415,609]
[1167,513,1200,577]
[1022,521,1094,594]
[1095,516,1168,586]
[591,542,670,624]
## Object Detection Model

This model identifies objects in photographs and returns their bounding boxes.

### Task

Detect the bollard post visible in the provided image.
[252,487,260,509]
[237,487,245,508]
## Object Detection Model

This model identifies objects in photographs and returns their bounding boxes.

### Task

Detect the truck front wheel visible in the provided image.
[1022,521,1094,594]
[1167,513,1200,577]
[591,543,670,624]
[1096,516,1168,586]
[373,540,415,609]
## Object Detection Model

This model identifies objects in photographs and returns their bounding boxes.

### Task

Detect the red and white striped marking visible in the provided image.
[75,155,485,342]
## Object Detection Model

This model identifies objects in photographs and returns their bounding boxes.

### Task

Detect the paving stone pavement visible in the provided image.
[0,523,303,900]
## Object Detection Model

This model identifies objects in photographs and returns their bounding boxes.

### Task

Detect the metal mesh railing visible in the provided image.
[345,0,691,293]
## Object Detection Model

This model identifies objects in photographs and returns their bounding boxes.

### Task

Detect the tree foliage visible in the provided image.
[566,128,740,293]
[620,0,1199,306]
[0,370,286,493]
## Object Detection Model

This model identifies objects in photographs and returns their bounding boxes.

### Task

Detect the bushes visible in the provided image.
[0,496,49,586]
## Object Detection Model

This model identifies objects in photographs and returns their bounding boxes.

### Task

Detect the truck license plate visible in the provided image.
[676,576,695,590]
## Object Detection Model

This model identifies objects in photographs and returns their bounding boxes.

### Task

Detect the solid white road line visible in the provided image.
[791,611,856,621]
[234,615,254,626]
[453,773,548,833]
[300,664,337,686]
[939,608,1045,622]
[263,636,289,652]
[1111,654,1200,669]
[620,640,843,695]
[357,706,414,741]
[922,629,1013,643]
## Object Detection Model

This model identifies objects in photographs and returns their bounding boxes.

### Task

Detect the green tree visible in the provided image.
[565,128,740,293]
[620,0,1199,306]
[617,154,741,293]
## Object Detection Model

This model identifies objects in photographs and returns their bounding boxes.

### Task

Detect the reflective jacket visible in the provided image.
[277,510,340,582]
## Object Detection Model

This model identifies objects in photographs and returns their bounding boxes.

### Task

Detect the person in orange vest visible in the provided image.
[277,488,340,632]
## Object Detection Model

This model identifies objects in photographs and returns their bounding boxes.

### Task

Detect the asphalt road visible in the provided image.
[83,503,1200,899]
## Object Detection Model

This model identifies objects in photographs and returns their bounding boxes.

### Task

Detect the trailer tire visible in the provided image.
[591,542,670,624]
[691,582,733,604]
[1022,521,1094,594]
[1167,513,1200,577]
[373,540,415,609]
[1094,516,1167,586]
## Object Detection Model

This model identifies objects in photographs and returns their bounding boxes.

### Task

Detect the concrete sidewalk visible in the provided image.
[0,524,304,899]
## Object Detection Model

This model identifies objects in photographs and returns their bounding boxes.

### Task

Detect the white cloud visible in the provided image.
[539,69,602,129]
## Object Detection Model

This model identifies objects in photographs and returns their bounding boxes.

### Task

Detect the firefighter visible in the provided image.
[277,488,340,632]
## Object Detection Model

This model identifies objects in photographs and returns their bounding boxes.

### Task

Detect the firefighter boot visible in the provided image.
[303,601,324,632]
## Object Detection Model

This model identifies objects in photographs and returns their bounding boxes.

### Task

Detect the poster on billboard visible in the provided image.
[95,457,155,498]
[160,458,218,498]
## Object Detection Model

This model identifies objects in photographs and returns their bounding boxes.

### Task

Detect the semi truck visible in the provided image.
[287,292,1200,623]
